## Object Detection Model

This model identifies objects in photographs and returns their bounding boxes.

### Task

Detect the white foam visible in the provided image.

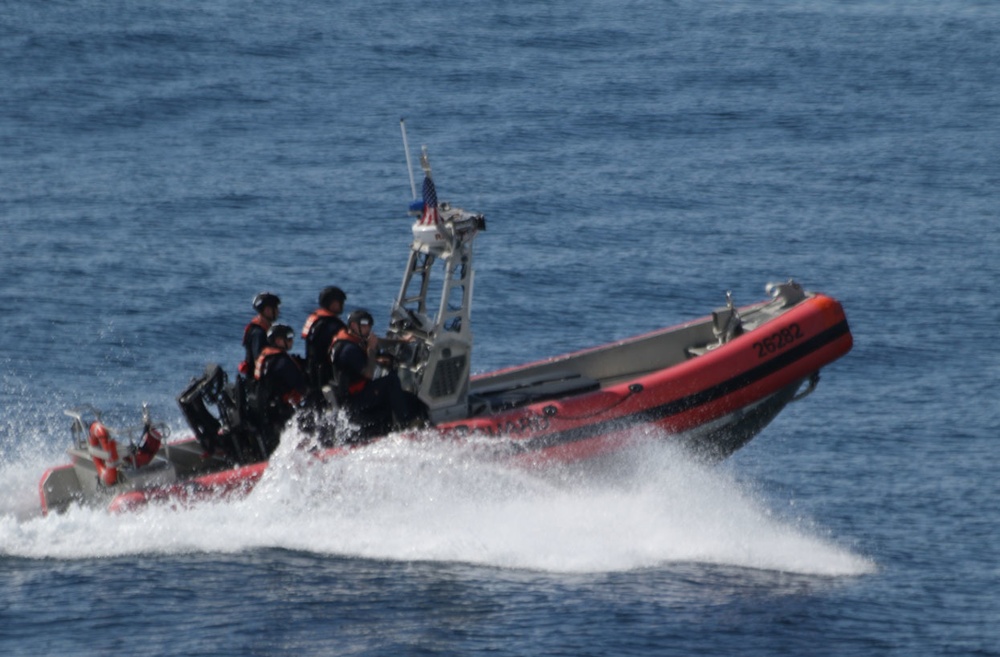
[0,425,875,576]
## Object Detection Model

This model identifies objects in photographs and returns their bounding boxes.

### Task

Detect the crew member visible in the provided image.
[301,286,347,404]
[331,309,422,439]
[240,291,281,376]
[254,323,308,457]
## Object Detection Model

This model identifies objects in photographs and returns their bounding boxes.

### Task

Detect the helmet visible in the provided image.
[253,291,281,312]
[319,286,346,307]
[347,309,374,328]
[267,323,295,345]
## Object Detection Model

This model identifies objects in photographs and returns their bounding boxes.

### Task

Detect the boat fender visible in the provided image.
[87,421,120,487]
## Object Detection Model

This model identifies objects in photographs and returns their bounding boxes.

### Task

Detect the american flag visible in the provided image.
[419,174,439,225]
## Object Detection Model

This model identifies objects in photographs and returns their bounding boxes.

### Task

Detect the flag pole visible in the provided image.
[400,118,418,200]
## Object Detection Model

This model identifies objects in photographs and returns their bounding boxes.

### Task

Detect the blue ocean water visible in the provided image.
[2,1,998,655]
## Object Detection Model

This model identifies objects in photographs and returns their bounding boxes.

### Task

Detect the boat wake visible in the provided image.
[0,422,873,577]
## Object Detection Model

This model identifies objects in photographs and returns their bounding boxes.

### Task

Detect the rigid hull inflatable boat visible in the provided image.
[39,141,852,515]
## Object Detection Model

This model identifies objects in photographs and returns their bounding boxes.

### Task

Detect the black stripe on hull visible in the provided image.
[510,319,851,455]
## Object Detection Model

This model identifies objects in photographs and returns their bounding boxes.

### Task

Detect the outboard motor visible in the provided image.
[177,364,267,463]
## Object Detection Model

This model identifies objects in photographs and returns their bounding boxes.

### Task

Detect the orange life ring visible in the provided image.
[87,421,119,486]
[129,425,162,469]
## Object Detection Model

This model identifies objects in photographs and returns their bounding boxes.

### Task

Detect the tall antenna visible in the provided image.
[400,118,418,200]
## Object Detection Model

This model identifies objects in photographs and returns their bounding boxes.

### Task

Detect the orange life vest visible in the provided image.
[255,346,304,405]
[240,315,272,375]
[331,329,369,396]
[255,346,285,381]
[301,308,337,340]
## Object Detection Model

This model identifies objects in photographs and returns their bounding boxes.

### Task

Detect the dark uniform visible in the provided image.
[302,314,345,400]
[330,312,420,440]
[241,316,271,376]
[301,287,347,407]
[240,292,281,376]
[253,324,307,457]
